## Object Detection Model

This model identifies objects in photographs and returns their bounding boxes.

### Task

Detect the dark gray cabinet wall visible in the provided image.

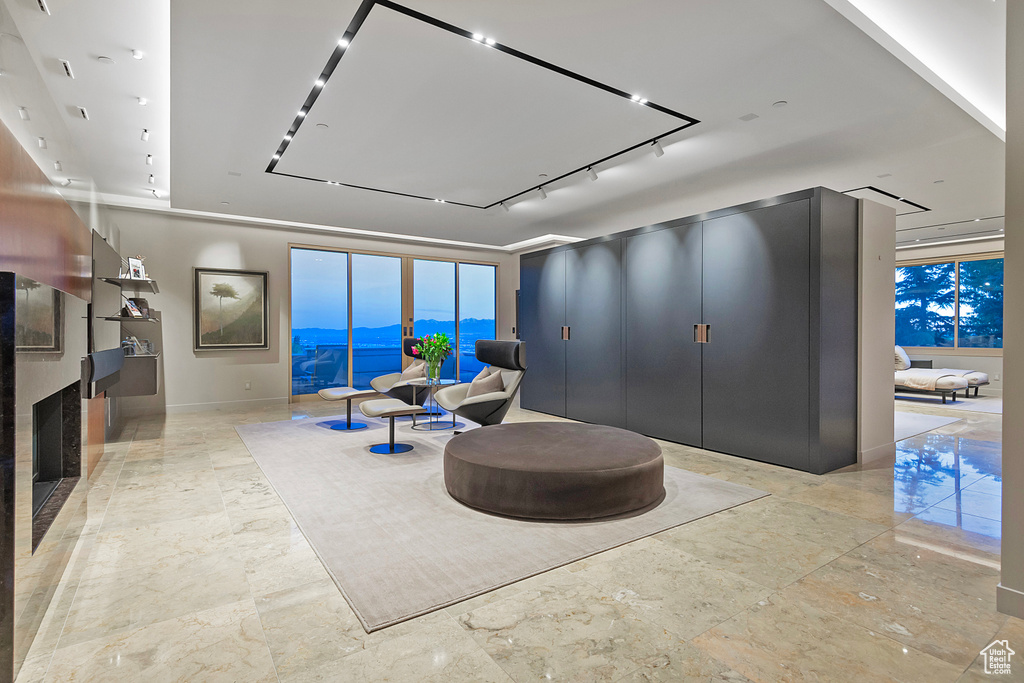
[519,188,859,475]
[623,220,703,445]
[565,241,625,428]
[519,249,566,417]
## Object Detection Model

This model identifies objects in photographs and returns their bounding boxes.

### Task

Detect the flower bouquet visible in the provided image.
[413,333,454,380]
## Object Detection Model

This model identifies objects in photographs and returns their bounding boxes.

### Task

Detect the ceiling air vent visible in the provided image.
[77,106,89,120]
[36,0,50,15]
[59,59,74,79]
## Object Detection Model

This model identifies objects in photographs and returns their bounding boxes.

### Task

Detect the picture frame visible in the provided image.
[193,267,269,351]
[127,257,145,280]
[15,276,62,353]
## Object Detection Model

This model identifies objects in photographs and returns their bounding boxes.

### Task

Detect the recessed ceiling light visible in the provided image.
[132,49,143,60]
[877,173,892,179]
[315,79,324,87]
[652,140,664,157]
[338,38,349,48]
[148,174,155,185]
[738,113,759,122]
[639,98,648,105]
[36,0,50,15]
[934,179,945,184]
[297,110,306,117]
[97,56,115,65]
[60,59,74,79]
[897,197,904,201]
[220,201,230,205]
[631,94,640,102]
[316,123,329,129]
[273,154,280,160]
[77,106,89,120]
[472,33,483,41]
[18,107,28,120]
[975,218,981,221]
[284,134,292,141]
[772,100,788,107]
[137,97,147,106]
[434,198,446,203]
[227,171,242,177]
[146,154,153,165]
[53,161,61,171]
[141,129,150,141]
[485,37,495,46]
[37,137,46,149]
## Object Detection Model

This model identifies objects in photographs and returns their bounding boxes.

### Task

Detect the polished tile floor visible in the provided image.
[15,396,1019,682]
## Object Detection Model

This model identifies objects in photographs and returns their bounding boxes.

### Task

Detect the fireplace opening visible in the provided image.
[31,381,81,550]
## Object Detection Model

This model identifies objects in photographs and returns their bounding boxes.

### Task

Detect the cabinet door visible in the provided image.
[624,222,703,445]
[518,250,566,416]
[565,240,624,427]
[701,200,810,469]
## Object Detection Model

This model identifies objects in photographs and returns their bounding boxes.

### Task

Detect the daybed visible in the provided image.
[894,346,990,403]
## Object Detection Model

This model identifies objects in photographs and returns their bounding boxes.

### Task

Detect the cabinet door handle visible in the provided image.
[693,324,710,343]
[561,326,570,341]
[693,324,700,343]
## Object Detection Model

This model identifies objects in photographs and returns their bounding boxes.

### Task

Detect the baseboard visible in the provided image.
[998,583,1024,619]
[159,396,289,415]
[858,441,896,465]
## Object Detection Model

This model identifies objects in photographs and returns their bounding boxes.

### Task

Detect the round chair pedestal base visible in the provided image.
[369,443,414,454]
[329,421,368,431]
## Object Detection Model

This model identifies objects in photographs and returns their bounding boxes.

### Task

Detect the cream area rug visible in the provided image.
[235,416,767,632]
[893,411,961,442]
[895,393,1003,414]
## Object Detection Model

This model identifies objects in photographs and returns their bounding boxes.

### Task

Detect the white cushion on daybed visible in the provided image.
[894,345,911,371]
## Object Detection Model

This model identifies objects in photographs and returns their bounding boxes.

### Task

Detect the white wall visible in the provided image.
[859,200,896,462]
[111,208,518,414]
[998,0,1023,620]
[895,237,1004,393]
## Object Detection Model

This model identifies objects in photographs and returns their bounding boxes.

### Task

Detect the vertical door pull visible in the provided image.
[693,324,700,343]
[693,324,710,343]
[704,324,710,343]
[561,326,571,340]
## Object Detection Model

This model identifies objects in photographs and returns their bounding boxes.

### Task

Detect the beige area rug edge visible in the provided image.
[236,417,768,633]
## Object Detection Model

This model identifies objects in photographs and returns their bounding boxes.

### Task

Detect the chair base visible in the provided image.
[330,421,368,431]
[369,443,414,454]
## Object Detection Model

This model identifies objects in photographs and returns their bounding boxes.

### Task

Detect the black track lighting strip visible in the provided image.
[265,0,701,209]
[842,185,930,216]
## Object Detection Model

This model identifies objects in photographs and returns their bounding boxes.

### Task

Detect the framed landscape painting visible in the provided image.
[15,276,62,353]
[194,268,269,351]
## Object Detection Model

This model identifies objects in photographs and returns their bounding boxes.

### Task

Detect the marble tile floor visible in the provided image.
[14,398,1019,682]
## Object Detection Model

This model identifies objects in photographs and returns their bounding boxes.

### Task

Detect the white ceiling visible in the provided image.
[0,0,1006,250]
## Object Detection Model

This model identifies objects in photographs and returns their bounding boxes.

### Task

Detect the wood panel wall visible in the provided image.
[0,119,91,301]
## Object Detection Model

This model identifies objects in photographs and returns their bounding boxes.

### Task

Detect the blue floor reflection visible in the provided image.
[895,433,1001,539]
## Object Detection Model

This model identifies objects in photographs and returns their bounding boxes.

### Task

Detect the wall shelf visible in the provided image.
[100,277,160,293]
[100,316,160,323]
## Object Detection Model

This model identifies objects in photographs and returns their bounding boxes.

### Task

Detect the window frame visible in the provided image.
[896,250,1003,357]
[288,243,500,400]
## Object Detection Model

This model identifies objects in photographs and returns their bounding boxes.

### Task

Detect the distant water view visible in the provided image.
[291,318,495,394]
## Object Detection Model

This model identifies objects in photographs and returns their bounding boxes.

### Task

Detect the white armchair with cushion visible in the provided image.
[435,340,526,427]
[369,337,430,406]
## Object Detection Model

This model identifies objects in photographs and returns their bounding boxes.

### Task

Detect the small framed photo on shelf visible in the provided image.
[127,257,145,280]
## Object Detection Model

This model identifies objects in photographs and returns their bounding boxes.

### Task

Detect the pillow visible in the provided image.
[894,345,911,371]
[399,359,426,381]
[472,365,494,382]
[466,368,504,398]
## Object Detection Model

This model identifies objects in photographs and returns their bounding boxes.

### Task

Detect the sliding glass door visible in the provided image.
[291,247,498,397]
[351,254,403,389]
[458,263,497,382]
[413,259,456,380]
[291,248,348,395]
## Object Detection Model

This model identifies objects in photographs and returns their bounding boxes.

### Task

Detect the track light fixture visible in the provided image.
[652,140,664,157]
[18,107,28,120]
[137,97,147,106]
[587,167,598,181]
[151,189,160,198]
[53,161,61,172]
[538,187,547,200]
[132,49,143,60]
[141,129,150,141]
[60,178,71,187]
[146,154,153,165]
[37,137,46,149]
[148,174,155,185]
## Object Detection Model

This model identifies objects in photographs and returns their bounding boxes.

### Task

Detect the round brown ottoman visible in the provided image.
[443,422,664,520]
